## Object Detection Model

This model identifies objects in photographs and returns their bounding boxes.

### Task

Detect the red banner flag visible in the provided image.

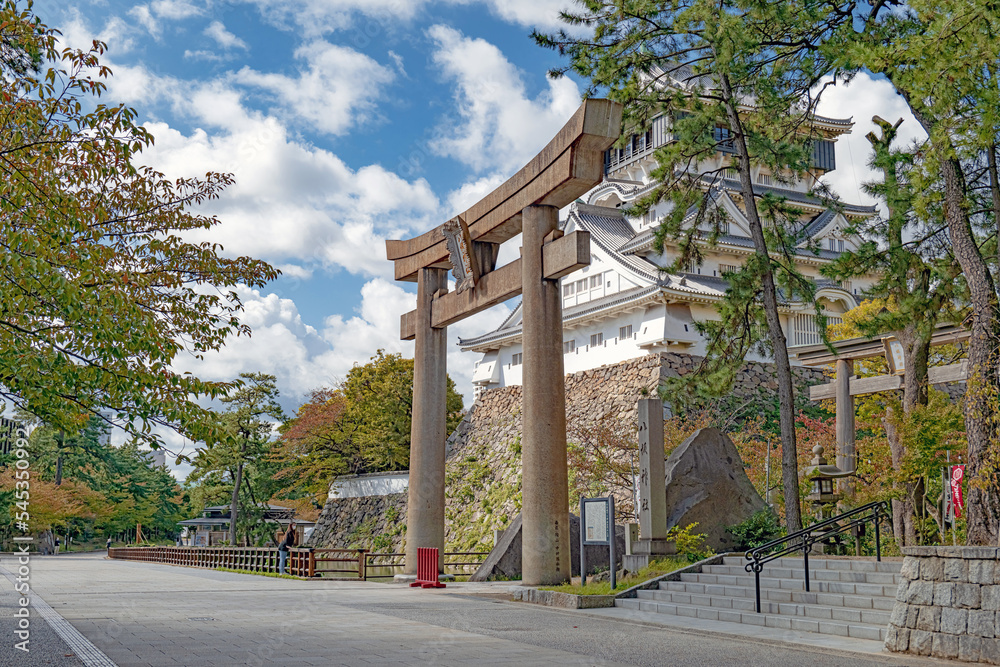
[950,465,965,519]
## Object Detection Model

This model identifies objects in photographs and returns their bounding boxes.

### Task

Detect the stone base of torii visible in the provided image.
[386,99,622,585]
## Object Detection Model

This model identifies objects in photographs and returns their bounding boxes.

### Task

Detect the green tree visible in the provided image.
[844,0,1000,545]
[536,0,855,530]
[2,417,186,546]
[188,373,285,545]
[275,351,464,500]
[827,117,962,545]
[0,2,277,446]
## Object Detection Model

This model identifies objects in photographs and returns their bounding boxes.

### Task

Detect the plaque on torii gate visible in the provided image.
[386,99,621,586]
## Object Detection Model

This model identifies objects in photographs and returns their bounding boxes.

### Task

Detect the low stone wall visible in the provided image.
[511,588,616,609]
[885,546,1000,664]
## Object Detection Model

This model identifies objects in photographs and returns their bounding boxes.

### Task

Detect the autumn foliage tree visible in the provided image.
[0,2,276,446]
[274,351,464,501]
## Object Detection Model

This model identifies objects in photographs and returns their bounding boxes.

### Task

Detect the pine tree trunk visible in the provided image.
[939,155,1000,546]
[719,73,802,531]
[988,144,1000,272]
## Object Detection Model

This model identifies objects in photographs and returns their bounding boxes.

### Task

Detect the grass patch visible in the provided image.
[539,556,690,595]
[214,567,306,580]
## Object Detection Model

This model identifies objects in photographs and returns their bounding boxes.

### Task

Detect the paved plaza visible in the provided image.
[1,552,958,666]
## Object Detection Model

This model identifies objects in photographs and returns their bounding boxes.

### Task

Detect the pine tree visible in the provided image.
[536,0,860,529]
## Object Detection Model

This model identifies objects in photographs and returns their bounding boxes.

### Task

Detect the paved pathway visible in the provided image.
[1,553,956,666]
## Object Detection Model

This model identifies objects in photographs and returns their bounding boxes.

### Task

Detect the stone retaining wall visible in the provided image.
[312,352,826,554]
[307,493,407,551]
[885,546,1000,664]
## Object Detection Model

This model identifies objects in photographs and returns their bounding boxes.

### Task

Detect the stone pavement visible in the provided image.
[0,552,959,666]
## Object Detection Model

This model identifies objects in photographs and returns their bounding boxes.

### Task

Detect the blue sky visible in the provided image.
[38,1,920,469]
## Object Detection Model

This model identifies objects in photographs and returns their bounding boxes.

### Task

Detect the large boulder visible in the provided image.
[469,512,626,581]
[664,427,766,551]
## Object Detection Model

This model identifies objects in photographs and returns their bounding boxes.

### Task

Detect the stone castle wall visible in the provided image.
[307,493,407,551]
[310,352,826,554]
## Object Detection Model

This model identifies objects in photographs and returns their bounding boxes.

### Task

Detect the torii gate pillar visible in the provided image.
[404,267,449,574]
[521,205,570,585]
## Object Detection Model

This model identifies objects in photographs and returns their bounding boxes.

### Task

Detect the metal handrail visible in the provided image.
[743,500,890,613]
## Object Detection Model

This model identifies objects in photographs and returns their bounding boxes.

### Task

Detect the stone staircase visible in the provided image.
[616,556,902,641]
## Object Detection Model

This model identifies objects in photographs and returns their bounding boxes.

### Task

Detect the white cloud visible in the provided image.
[235,41,395,136]
[815,73,925,209]
[445,173,506,215]
[179,279,510,407]
[427,24,581,174]
[476,0,578,31]
[59,11,135,54]
[128,6,160,39]
[238,0,428,38]
[129,0,205,39]
[88,47,434,278]
[151,0,205,20]
[205,20,249,51]
[140,117,439,277]
[183,50,225,62]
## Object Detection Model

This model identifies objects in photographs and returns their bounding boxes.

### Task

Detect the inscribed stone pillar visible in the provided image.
[637,398,667,540]
[836,358,855,496]
[520,204,570,586]
[404,267,448,574]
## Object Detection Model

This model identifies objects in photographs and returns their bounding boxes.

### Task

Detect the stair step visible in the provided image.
[721,556,902,574]
[703,564,900,584]
[636,589,892,624]
[616,598,886,641]
[678,572,897,597]
[656,580,897,610]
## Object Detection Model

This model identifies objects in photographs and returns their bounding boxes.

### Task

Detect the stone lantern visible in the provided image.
[804,444,853,516]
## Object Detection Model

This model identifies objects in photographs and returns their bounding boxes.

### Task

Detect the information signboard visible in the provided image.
[583,498,611,545]
[579,496,616,588]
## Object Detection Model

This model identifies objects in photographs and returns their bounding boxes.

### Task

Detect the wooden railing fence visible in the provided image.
[108,546,489,580]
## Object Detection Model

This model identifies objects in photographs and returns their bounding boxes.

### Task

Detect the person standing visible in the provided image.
[278,521,297,575]
[107,537,112,551]
[54,536,60,555]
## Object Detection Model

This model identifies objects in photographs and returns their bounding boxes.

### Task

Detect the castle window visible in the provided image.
[719,263,740,275]
[838,239,845,252]
[576,279,588,292]
[563,283,574,297]
[756,173,772,186]
[563,340,576,354]
[828,239,836,251]
[590,333,604,347]
[619,325,633,340]
[511,353,522,366]
[590,275,601,289]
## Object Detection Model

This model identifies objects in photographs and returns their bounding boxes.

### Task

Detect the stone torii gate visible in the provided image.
[386,99,621,586]
[793,323,971,487]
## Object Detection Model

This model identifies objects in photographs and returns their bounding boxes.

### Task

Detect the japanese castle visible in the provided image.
[460,112,877,395]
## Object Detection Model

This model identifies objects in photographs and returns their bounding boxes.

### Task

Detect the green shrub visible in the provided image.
[726,508,784,551]
[666,523,714,562]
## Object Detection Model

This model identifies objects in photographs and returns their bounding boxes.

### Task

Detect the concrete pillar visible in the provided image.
[404,267,448,574]
[520,204,570,586]
[637,398,667,540]
[836,358,855,496]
